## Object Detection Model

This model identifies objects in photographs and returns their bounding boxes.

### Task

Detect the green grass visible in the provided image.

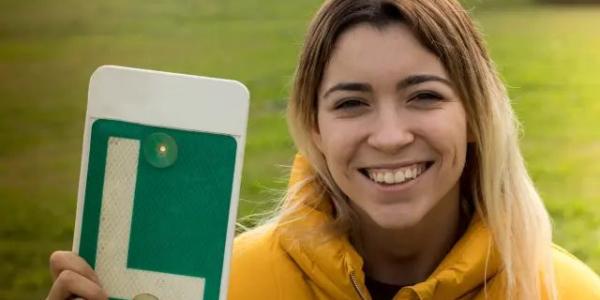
[1,0,599,298]
[479,7,600,267]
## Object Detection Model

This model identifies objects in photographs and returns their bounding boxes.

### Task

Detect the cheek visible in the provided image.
[447,110,469,170]
[317,116,367,178]
[421,107,468,166]
[318,116,359,154]
[315,117,341,171]
[319,128,351,164]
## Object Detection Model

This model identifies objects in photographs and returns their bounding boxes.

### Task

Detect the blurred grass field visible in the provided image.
[0,0,599,298]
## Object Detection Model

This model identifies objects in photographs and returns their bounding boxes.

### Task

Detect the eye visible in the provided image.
[409,91,445,107]
[412,91,443,102]
[334,98,367,110]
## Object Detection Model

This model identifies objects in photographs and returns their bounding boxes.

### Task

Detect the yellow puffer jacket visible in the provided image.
[228,155,600,299]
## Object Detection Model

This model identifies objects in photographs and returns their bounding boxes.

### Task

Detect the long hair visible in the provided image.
[277,0,557,299]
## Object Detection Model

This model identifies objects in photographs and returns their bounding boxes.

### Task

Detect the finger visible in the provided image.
[47,269,107,300]
[49,251,101,285]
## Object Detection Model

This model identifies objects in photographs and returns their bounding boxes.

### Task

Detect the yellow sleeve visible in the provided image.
[227,224,314,300]
[552,245,600,300]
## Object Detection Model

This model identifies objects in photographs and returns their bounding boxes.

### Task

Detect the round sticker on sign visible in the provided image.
[143,132,178,168]
[134,293,159,300]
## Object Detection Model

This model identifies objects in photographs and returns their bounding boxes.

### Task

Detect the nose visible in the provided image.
[367,109,415,154]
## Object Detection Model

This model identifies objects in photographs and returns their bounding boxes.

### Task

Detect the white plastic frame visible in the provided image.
[72,65,250,300]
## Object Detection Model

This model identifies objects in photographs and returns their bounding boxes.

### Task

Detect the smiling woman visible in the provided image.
[313,23,471,289]
[45,0,600,299]
[229,0,600,299]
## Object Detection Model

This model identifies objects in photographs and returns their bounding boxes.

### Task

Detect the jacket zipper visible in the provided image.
[349,271,367,300]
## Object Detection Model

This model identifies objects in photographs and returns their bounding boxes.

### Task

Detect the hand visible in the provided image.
[46,251,108,300]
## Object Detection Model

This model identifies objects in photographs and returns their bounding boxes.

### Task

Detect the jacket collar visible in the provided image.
[276,154,502,300]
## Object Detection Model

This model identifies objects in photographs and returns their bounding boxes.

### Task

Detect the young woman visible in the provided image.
[47,0,600,299]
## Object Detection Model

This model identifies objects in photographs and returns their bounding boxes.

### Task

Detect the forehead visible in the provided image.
[321,23,448,88]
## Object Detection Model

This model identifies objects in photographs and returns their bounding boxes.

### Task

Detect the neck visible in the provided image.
[353,186,468,287]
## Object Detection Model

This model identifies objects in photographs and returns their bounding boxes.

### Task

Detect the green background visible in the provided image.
[0,0,599,298]
[80,119,236,300]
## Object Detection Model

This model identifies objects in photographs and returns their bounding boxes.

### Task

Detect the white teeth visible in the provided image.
[366,163,428,185]
[394,170,405,182]
[384,172,394,184]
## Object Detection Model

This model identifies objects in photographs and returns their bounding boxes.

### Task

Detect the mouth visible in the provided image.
[359,161,434,186]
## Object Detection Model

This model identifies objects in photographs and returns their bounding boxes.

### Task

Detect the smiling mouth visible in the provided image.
[359,161,433,186]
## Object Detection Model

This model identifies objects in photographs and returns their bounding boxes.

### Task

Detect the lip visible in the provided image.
[358,161,434,193]
[360,160,432,170]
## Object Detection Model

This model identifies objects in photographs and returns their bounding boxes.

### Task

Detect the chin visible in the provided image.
[367,203,427,230]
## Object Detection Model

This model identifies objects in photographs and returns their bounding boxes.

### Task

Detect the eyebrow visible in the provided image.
[397,74,453,90]
[322,74,453,98]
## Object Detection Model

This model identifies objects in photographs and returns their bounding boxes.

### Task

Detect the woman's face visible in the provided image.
[313,23,469,229]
